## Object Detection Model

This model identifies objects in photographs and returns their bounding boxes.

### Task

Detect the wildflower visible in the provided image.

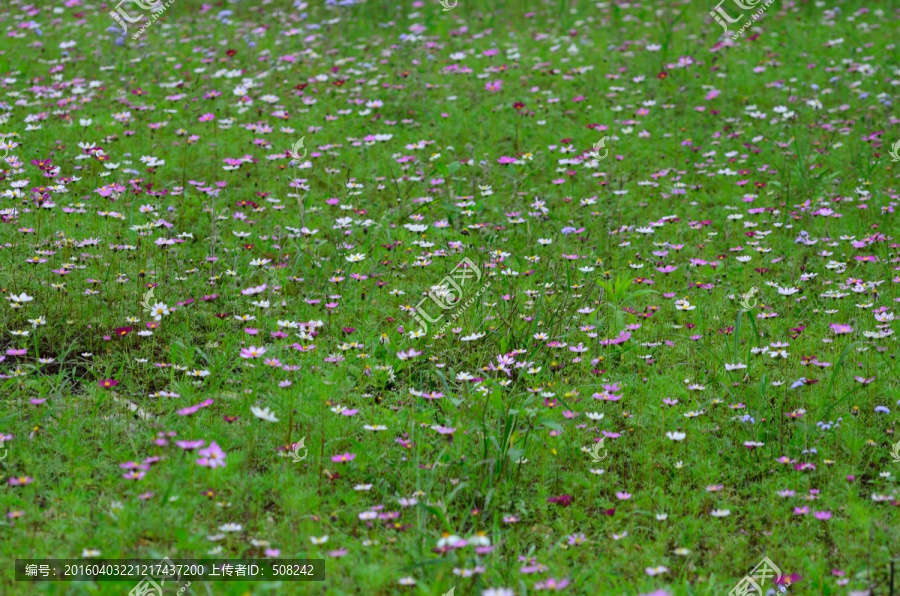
[149,302,171,320]
[240,346,267,358]
[197,442,227,468]
[250,406,279,422]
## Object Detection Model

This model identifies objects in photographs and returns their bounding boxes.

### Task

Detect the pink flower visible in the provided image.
[331,452,356,463]
[485,80,503,92]
[829,323,853,334]
[196,441,227,468]
[240,346,267,358]
[534,578,569,591]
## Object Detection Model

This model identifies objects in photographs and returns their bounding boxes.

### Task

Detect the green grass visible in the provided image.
[1,0,899,594]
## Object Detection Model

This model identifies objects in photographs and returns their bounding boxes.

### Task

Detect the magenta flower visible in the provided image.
[829,323,853,334]
[534,578,569,591]
[176,440,205,450]
[9,476,34,486]
[547,495,573,507]
[98,378,119,388]
[196,441,227,468]
[814,511,833,520]
[6,348,27,357]
[331,452,356,463]
[240,346,267,358]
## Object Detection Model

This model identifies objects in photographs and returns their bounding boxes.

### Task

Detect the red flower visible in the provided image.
[547,494,573,507]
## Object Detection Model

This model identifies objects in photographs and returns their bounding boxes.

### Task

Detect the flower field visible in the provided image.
[1,0,899,594]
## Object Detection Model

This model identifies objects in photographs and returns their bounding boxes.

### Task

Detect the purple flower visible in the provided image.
[196,441,227,468]
[176,440,205,450]
[829,323,853,334]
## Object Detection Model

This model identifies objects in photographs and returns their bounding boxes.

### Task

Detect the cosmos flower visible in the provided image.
[250,406,279,422]
[197,442,227,468]
[240,346,267,358]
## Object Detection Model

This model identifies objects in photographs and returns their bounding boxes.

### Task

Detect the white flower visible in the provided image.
[436,535,464,548]
[345,253,366,263]
[674,299,695,311]
[310,535,329,545]
[250,406,279,423]
[710,509,731,517]
[666,432,686,441]
[482,589,515,596]
[81,549,101,558]
[218,523,243,532]
[461,332,485,342]
[149,302,170,321]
